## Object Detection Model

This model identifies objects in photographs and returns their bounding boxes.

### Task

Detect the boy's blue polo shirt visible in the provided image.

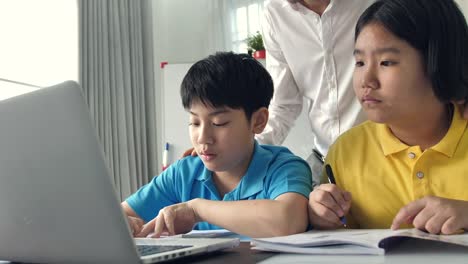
[126,141,312,230]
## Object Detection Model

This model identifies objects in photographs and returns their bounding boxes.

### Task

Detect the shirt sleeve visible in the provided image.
[266,155,313,200]
[125,162,181,222]
[256,6,304,145]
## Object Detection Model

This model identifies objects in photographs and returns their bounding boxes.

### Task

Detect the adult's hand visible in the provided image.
[181,148,197,158]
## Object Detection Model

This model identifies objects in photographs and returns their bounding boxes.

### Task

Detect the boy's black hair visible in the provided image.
[180,52,273,120]
[355,0,468,102]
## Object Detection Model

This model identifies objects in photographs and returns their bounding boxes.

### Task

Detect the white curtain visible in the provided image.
[78,0,157,201]
[205,1,232,52]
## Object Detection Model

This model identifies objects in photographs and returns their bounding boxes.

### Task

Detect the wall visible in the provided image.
[457,0,468,15]
[0,0,78,93]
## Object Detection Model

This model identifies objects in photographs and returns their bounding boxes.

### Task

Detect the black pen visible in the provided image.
[325,164,347,226]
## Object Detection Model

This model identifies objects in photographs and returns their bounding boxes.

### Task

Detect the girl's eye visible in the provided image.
[189,122,199,127]
[355,61,364,67]
[381,60,397,66]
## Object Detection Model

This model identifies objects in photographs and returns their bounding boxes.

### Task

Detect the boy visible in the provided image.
[122,52,312,238]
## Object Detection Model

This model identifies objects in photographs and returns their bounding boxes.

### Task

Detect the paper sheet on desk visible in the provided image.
[251,229,386,255]
[252,243,385,255]
[182,229,252,242]
[181,229,235,238]
[252,229,388,247]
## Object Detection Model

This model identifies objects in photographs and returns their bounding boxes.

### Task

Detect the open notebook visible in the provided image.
[251,228,468,255]
[0,81,239,263]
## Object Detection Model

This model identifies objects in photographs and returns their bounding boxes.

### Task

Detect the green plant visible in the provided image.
[246,31,265,52]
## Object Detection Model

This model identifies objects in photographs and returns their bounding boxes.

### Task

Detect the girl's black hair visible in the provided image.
[356,0,468,102]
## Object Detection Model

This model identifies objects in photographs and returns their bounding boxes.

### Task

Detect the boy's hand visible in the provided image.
[392,196,468,235]
[308,184,352,229]
[181,148,198,158]
[136,201,199,238]
[127,216,145,236]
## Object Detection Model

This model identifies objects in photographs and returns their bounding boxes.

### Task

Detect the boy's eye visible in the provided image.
[380,60,397,66]
[213,122,229,127]
[189,122,200,127]
[355,61,364,67]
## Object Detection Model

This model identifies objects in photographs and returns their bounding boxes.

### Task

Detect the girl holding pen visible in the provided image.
[308,0,468,234]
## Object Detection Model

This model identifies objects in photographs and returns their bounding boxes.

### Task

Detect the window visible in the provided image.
[229,0,266,53]
[0,0,78,100]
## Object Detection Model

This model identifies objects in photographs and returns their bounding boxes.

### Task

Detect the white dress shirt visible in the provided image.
[257,0,375,159]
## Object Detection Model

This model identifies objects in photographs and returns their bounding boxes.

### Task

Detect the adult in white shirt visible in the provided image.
[257,0,375,185]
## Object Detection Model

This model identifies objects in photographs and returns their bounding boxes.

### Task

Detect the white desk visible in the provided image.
[1,238,465,264]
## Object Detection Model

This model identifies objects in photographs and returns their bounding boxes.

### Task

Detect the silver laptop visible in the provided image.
[0,81,239,264]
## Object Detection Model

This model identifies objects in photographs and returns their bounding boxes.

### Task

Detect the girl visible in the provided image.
[308,0,468,235]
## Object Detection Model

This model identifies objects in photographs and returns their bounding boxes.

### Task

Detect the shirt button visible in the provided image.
[416,171,424,179]
[408,152,416,159]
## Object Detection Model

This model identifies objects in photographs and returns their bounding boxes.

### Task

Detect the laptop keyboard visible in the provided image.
[137,245,192,256]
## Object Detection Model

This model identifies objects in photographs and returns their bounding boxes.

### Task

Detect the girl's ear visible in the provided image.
[251,107,269,134]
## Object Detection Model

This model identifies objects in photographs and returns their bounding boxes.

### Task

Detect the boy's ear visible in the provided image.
[251,107,269,134]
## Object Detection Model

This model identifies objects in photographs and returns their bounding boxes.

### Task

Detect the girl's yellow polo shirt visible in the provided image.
[323,105,468,229]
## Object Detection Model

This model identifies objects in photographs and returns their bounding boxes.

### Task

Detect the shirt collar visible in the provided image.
[378,104,467,157]
[378,123,409,156]
[431,104,467,157]
[288,0,335,14]
[195,166,212,181]
[236,141,270,199]
[194,141,270,199]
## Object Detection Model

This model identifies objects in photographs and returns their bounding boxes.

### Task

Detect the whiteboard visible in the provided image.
[161,63,314,166]
[161,63,192,166]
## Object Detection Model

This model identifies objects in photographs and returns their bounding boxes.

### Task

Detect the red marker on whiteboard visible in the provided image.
[162,142,169,171]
